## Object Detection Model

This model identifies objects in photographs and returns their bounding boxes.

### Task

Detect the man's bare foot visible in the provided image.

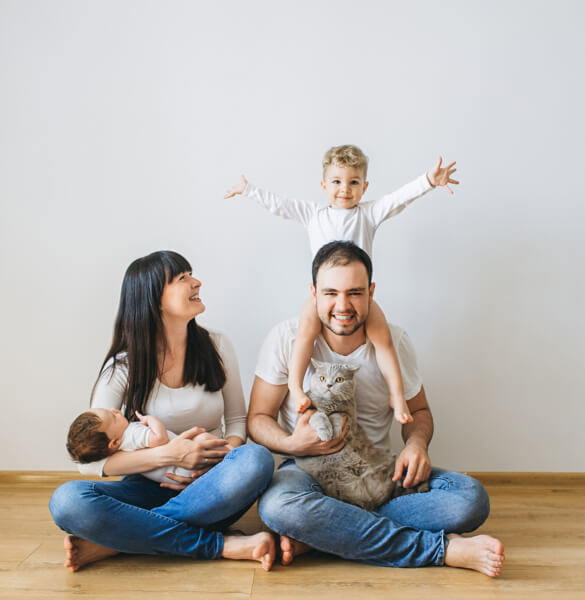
[445,534,505,577]
[63,535,118,572]
[280,535,310,566]
[222,532,276,571]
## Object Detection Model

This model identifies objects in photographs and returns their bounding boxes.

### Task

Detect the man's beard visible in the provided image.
[322,315,366,337]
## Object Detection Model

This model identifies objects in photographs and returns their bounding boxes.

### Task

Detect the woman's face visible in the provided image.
[160,270,205,322]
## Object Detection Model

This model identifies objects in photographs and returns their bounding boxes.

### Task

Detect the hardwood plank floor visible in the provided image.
[0,472,583,599]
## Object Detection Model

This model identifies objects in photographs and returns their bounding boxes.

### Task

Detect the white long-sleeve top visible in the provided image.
[78,329,247,476]
[243,174,433,258]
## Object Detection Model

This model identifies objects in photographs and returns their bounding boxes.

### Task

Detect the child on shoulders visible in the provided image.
[225,145,458,422]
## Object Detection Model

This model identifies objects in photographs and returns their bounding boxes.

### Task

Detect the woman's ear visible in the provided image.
[108,438,122,451]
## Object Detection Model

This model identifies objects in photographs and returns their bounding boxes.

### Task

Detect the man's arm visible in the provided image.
[392,385,434,488]
[247,376,347,456]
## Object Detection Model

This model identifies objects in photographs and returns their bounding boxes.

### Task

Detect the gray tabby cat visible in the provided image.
[295,360,430,511]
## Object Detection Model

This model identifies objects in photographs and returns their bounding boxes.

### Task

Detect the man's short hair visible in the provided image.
[322,145,369,178]
[312,241,373,286]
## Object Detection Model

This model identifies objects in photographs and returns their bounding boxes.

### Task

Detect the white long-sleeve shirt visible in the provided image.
[78,330,246,476]
[243,174,433,258]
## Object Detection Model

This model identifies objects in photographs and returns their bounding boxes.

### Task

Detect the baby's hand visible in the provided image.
[427,157,459,194]
[224,175,248,199]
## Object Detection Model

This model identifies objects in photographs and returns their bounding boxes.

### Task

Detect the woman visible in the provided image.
[50,251,276,571]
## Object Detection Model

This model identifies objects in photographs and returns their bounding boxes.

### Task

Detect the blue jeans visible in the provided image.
[258,460,490,568]
[49,444,274,560]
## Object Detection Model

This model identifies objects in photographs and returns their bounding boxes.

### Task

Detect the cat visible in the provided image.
[295,360,430,511]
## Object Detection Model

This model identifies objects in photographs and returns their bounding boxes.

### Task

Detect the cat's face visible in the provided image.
[309,360,359,413]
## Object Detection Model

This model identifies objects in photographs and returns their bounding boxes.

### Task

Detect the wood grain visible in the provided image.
[1,471,583,599]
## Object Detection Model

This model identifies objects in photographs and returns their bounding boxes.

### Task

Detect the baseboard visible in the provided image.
[0,470,583,487]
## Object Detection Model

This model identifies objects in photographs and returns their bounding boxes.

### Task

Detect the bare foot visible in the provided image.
[391,398,413,424]
[280,535,310,566]
[222,532,276,571]
[445,534,505,577]
[291,390,312,414]
[63,535,118,572]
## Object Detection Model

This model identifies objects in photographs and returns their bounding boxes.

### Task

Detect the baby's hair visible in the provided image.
[66,411,113,464]
[322,145,369,178]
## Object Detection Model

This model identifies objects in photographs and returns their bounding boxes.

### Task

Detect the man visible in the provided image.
[248,241,504,576]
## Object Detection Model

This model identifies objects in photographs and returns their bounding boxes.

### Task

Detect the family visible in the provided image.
[49,145,505,577]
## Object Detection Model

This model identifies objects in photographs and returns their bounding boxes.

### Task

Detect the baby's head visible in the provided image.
[66,408,129,463]
[321,145,369,209]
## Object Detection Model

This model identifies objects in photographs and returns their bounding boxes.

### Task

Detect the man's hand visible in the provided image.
[392,441,432,488]
[224,175,248,199]
[427,157,459,194]
[286,410,348,456]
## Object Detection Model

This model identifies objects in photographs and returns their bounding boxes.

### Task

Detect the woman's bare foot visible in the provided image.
[280,535,310,566]
[63,535,118,572]
[222,532,276,571]
[445,534,505,577]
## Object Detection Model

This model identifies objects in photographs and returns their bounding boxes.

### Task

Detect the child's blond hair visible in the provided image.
[322,144,369,178]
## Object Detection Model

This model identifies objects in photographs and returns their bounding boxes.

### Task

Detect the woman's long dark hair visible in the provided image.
[93,251,226,420]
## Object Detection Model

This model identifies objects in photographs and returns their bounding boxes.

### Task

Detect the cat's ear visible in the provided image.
[342,363,360,374]
[310,358,327,370]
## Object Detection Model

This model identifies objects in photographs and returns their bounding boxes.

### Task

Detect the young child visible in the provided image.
[225,145,458,423]
[66,407,195,484]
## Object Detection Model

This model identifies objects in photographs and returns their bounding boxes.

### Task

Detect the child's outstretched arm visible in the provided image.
[365,302,413,424]
[225,175,316,226]
[289,297,322,414]
[135,411,169,447]
[426,156,459,194]
[368,155,459,226]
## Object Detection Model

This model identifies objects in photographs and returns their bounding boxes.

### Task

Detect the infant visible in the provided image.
[66,407,193,484]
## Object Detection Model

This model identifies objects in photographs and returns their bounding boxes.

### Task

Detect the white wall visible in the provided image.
[1,0,583,472]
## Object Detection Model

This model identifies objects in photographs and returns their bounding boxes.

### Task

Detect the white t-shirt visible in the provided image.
[78,330,245,476]
[255,319,422,453]
[243,174,433,258]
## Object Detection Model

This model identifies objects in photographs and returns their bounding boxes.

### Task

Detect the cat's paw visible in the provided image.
[314,424,333,441]
[309,413,333,441]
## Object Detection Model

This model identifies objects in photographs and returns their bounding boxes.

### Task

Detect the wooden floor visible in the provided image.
[0,472,584,599]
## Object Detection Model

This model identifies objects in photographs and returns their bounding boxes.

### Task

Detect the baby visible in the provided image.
[66,407,193,484]
[225,145,458,422]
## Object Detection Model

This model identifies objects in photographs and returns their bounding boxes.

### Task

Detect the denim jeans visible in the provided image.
[49,444,274,560]
[258,460,490,568]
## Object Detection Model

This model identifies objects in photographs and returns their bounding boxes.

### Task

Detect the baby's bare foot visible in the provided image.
[280,535,310,566]
[222,532,276,571]
[63,535,118,572]
[445,534,505,577]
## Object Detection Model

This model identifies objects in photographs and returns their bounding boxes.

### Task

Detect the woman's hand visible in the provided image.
[159,428,234,491]
[166,426,232,470]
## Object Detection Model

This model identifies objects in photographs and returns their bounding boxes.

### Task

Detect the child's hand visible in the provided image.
[224,175,248,199]
[135,410,153,426]
[427,157,459,194]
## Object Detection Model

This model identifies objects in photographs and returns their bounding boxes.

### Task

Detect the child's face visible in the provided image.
[92,408,129,443]
[321,164,369,209]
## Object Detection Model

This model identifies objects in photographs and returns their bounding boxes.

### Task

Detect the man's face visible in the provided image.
[311,261,374,336]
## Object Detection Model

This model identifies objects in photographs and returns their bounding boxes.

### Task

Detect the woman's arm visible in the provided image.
[217,333,248,443]
[103,426,230,476]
